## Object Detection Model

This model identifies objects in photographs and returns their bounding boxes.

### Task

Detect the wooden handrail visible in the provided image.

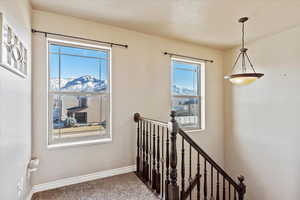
[134,113,239,188]
[134,113,168,127]
[133,112,245,199]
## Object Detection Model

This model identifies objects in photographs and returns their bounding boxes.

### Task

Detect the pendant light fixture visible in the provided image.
[224,17,264,85]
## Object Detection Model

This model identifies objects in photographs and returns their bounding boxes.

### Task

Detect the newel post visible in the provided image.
[168,111,179,200]
[134,113,141,175]
[237,176,246,200]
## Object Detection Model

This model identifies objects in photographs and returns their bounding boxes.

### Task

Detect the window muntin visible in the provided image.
[171,58,204,130]
[48,39,111,146]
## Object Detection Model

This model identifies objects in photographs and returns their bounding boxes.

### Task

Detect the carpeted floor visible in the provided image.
[32,173,160,200]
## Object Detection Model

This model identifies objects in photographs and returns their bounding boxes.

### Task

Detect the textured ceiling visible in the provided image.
[30,0,300,49]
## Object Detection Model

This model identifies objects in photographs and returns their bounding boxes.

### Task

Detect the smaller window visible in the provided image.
[171,58,205,131]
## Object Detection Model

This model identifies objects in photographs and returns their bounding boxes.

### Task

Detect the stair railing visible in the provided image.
[134,111,246,200]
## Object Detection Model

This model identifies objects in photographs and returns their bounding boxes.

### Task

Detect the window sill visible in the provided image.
[47,137,112,150]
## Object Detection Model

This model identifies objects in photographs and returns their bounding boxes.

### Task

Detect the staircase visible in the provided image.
[133,111,246,200]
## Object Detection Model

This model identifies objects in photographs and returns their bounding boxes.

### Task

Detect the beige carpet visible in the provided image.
[32,173,160,200]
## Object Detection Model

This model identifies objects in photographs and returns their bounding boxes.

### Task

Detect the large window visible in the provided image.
[171,58,205,131]
[47,39,111,146]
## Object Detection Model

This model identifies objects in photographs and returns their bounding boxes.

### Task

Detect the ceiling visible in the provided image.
[30,0,300,49]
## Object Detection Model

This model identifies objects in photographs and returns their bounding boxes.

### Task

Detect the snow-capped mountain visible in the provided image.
[51,76,192,94]
[50,78,70,91]
[51,75,107,92]
[172,85,195,96]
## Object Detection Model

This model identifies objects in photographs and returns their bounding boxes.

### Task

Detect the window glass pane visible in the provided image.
[49,43,108,92]
[48,41,111,145]
[49,53,60,91]
[50,44,108,59]
[49,44,60,54]
[50,94,108,139]
[172,60,199,96]
[172,97,200,129]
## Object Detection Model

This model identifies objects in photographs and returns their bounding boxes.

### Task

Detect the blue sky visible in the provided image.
[49,44,108,80]
[173,60,200,91]
[49,44,200,92]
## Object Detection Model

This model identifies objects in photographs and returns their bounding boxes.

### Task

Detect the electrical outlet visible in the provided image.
[17,177,24,199]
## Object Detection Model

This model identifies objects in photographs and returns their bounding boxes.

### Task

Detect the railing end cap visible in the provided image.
[134,113,141,122]
[238,175,245,183]
[170,110,176,118]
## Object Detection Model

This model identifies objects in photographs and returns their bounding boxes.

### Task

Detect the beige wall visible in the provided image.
[0,0,32,199]
[32,10,225,185]
[224,26,300,199]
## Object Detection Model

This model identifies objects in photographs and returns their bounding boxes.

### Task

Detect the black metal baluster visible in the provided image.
[228,182,231,200]
[223,177,225,200]
[189,144,192,200]
[165,128,170,199]
[143,121,146,180]
[180,138,185,200]
[234,189,237,200]
[145,122,149,181]
[211,165,214,200]
[136,120,140,174]
[140,121,143,175]
[140,120,143,177]
[149,122,152,183]
[152,124,157,190]
[216,172,220,200]
[156,125,161,194]
[204,159,207,200]
[162,127,165,199]
[197,153,200,200]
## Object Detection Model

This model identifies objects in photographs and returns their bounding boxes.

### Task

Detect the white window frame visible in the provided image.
[171,57,205,132]
[46,38,112,148]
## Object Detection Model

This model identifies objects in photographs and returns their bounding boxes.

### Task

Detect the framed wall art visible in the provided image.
[0,13,28,78]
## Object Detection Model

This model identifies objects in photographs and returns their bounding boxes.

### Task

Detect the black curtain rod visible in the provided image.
[164,52,213,63]
[32,29,128,48]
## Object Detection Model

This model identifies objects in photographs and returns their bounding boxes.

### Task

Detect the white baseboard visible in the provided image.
[31,165,136,194]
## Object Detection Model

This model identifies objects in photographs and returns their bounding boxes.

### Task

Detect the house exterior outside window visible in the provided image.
[47,38,111,147]
[171,57,205,131]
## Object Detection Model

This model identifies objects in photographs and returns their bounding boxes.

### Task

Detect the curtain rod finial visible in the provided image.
[239,17,249,23]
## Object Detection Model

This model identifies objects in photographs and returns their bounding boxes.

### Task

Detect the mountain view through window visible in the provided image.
[48,40,111,145]
[171,59,203,130]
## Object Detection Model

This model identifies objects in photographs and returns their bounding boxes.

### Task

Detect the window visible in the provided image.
[171,58,205,131]
[47,38,111,147]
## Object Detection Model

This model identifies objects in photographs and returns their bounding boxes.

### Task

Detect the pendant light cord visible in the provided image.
[242,22,245,49]
[243,22,257,73]
[241,22,246,72]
